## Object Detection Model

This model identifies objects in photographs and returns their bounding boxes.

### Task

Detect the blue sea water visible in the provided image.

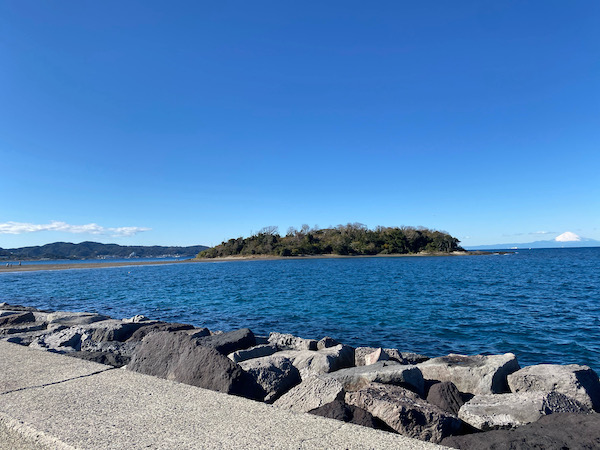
[1,248,599,371]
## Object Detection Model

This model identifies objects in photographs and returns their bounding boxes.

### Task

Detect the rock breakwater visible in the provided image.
[2,302,600,448]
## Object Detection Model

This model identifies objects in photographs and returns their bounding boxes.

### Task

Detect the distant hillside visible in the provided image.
[466,231,600,250]
[198,224,462,258]
[0,241,209,260]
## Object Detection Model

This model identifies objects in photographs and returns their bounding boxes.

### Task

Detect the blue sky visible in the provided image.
[1,1,598,248]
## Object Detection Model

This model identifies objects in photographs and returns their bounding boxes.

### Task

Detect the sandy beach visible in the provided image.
[0,259,191,273]
[0,251,485,273]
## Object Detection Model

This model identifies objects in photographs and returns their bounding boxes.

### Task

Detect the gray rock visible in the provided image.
[355,347,379,366]
[442,412,600,449]
[228,344,279,363]
[317,336,340,350]
[126,322,195,342]
[127,331,265,400]
[355,347,428,366]
[346,382,462,443]
[68,350,130,367]
[122,315,151,323]
[400,352,430,365]
[29,326,85,352]
[47,311,111,326]
[185,328,211,338]
[0,323,46,336]
[197,328,256,355]
[458,391,591,431]
[0,311,35,327]
[273,374,345,412]
[268,332,317,351]
[364,348,389,366]
[0,303,40,312]
[326,361,425,396]
[276,344,355,376]
[418,353,520,395]
[79,339,139,359]
[239,355,301,402]
[507,364,600,412]
[86,320,148,342]
[427,381,464,416]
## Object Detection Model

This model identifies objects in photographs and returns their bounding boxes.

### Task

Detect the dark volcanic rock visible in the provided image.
[0,312,36,327]
[309,400,396,433]
[128,331,265,400]
[88,321,148,342]
[69,350,130,368]
[346,382,463,443]
[239,355,301,403]
[427,381,464,416]
[441,413,600,449]
[197,328,256,355]
[127,322,195,342]
[0,303,41,312]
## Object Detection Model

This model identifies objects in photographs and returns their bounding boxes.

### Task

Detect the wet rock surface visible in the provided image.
[442,413,600,449]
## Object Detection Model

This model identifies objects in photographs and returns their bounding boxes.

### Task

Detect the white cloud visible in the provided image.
[0,221,151,237]
[533,231,554,235]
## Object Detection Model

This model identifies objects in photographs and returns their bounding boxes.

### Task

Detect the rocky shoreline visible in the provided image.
[1,302,599,448]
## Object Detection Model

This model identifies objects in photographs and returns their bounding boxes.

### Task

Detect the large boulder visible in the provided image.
[46,311,110,326]
[317,336,340,350]
[68,350,130,367]
[346,383,462,443]
[127,331,265,400]
[197,328,256,355]
[0,303,41,312]
[228,344,279,363]
[268,332,317,351]
[79,340,139,360]
[29,326,85,352]
[0,311,35,327]
[273,374,345,412]
[355,346,428,366]
[326,361,424,396]
[507,364,600,412]
[276,344,355,376]
[442,412,600,449]
[86,320,148,343]
[308,400,395,432]
[427,381,464,416]
[238,355,300,402]
[418,353,520,395]
[458,391,591,431]
[127,322,195,342]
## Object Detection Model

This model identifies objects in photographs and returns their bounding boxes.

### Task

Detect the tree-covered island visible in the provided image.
[197,224,463,259]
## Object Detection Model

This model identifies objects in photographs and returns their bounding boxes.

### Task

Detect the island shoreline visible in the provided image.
[0,251,500,273]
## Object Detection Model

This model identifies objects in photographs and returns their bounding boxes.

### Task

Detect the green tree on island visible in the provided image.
[197,224,462,258]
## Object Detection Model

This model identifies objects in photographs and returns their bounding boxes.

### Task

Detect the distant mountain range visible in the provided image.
[0,241,209,261]
[466,231,600,250]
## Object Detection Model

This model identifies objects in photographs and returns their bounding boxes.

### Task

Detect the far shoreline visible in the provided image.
[0,250,501,273]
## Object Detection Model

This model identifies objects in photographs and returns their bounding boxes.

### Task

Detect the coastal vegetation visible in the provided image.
[0,242,208,261]
[197,224,462,258]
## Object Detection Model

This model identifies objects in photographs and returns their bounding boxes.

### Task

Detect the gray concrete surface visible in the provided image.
[0,341,446,449]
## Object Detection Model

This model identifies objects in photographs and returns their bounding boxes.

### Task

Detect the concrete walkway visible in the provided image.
[0,341,446,449]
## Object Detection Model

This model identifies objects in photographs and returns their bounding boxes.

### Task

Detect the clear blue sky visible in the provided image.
[1,1,598,248]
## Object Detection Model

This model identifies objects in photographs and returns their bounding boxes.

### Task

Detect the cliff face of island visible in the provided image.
[198,223,462,259]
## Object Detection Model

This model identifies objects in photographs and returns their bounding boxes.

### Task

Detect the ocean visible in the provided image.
[1,248,599,371]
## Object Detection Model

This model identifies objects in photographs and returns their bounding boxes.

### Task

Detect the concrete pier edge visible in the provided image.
[0,341,445,449]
